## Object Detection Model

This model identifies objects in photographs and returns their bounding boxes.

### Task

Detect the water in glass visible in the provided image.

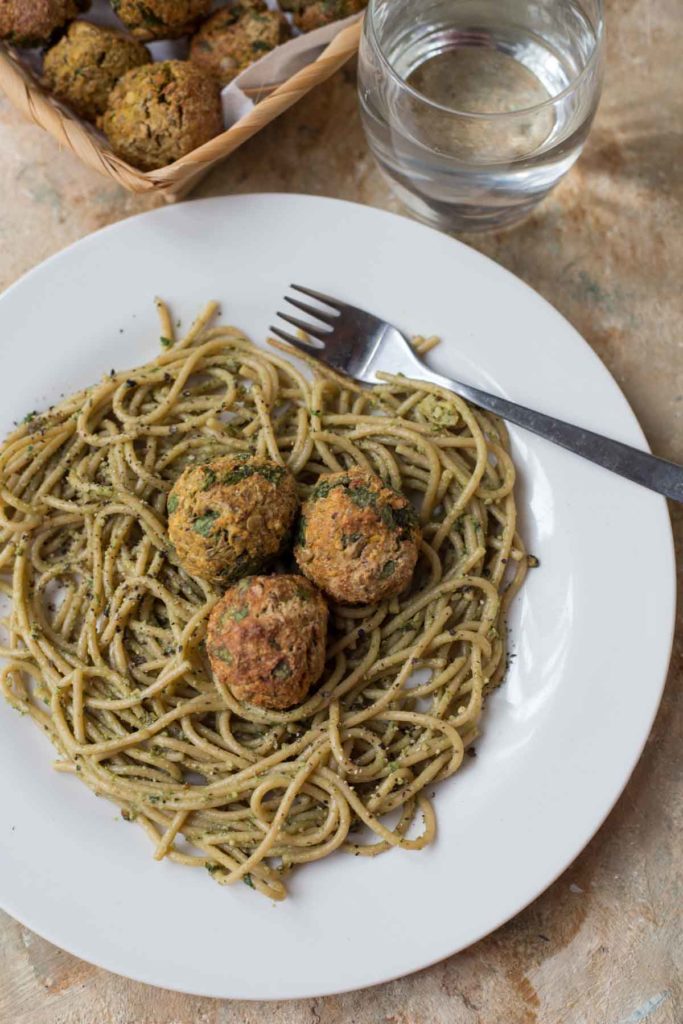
[358,0,604,231]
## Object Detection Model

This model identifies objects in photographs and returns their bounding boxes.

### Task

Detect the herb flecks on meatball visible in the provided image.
[110,0,211,41]
[295,466,420,605]
[44,21,150,122]
[190,2,291,87]
[168,453,299,585]
[101,60,222,171]
[207,575,328,710]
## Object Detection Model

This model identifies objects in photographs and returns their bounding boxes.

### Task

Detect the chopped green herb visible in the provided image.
[341,531,363,550]
[380,502,419,538]
[201,468,217,491]
[243,873,255,888]
[192,511,220,536]
[22,411,37,424]
[220,462,286,487]
[160,336,173,349]
[310,477,345,502]
[347,484,377,510]
[228,606,249,622]
[255,464,286,484]
[380,560,396,579]
[222,466,253,486]
[212,646,234,665]
[167,494,179,514]
[273,659,292,680]
[140,4,166,28]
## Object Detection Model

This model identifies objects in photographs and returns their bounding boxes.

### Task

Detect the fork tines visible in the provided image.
[289,285,343,311]
[271,284,341,351]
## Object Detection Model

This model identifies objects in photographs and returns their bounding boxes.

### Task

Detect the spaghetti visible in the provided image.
[0,303,527,899]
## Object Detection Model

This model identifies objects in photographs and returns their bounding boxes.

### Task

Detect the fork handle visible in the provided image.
[425,369,683,503]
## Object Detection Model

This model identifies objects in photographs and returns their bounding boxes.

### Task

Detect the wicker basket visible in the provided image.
[0,18,362,202]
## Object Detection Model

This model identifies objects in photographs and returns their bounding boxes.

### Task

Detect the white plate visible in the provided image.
[0,195,674,1000]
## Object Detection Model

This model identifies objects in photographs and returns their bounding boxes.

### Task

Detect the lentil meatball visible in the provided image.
[207,575,328,710]
[168,453,299,585]
[110,0,211,41]
[295,466,420,605]
[101,60,222,171]
[43,21,150,122]
[280,0,366,32]
[190,2,291,87]
[0,0,89,48]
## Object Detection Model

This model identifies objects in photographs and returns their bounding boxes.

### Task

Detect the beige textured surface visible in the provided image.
[0,1,681,1021]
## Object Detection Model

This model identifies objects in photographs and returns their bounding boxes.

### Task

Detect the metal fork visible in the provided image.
[271,285,683,503]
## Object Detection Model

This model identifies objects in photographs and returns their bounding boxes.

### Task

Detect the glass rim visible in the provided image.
[365,0,605,121]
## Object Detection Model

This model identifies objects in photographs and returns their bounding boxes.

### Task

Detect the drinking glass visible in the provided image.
[358,0,604,232]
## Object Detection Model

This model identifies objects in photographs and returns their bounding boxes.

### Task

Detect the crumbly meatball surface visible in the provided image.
[168,453,299,584]
[295,467,420,605]
[0,0,88,47]
[280,0,365,32]
[43,20,150,121]
[190,3,290,86]
[110,0,211,41]
[207,575,328,709]
[101,60,222,170]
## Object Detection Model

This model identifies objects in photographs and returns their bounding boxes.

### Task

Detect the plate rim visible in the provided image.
[0,193,675,1000]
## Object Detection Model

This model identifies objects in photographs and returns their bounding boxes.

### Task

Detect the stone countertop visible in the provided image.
[0,1,680,1021]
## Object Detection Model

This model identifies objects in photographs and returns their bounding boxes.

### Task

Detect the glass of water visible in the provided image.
[358,0,604,232]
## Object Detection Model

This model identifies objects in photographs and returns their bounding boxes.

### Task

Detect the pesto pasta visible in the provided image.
[0,302,527,900]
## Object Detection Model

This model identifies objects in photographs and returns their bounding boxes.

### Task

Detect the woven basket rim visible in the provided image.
[0,18,362,198]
